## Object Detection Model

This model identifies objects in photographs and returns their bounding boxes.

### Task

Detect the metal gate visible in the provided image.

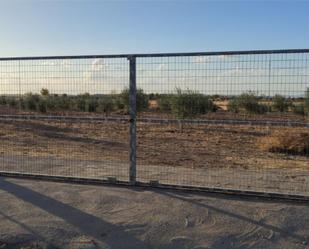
[0,49,308,200]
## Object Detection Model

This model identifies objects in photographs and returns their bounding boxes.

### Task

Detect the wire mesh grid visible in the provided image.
[136,53,309,196]
[0,50,308,198]
[0,57,130,181]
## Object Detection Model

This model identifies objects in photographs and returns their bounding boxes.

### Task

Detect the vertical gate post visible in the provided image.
[128,56,137,184]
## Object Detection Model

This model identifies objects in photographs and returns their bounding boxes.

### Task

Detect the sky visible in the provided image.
[0,0,308,96]
[0,0,308,56]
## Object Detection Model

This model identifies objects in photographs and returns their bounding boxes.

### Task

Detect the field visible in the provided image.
[0,109,308,196]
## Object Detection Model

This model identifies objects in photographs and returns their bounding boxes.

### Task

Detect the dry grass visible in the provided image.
[259,130,309,156]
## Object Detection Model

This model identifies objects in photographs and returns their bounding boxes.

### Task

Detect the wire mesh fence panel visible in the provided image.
[136,52,309,197]
[0,57,130,181]
[0,50,308,199]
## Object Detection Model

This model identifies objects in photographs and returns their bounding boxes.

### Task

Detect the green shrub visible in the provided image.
[119,88,148,112]
[148,93,156,100]
[136,89,149,111]
[38,99,47,113]
[97,96,115,116]
[272,95,290,112]
[24,93,40,111]
[8,97,18,108]
[40,88,49,96]
[57,94,71,110]
[227,98,239,113]
[85,97,98,112]
[227,92,268,114]
[305,88,309,114]
[170,88,216,119]
[0,96,7,105]
[292,89,309,115]
[158,95,172,112]
[76,93,93,112]
[292,104,305,115]
[115,96,125,110]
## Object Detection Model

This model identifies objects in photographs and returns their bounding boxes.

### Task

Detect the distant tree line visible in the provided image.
[0,87,308,118]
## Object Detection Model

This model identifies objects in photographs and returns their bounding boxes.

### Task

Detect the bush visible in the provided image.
[76,93,98,112]
[170,88,216,119]
[158,95,172,112]
[53,94,70,110]
[119,88,148,112]
[227,98,239,113]
[292,89,309,115]
[24,93,40,111]
[86,97,98,112]
[227,92,268,114]
[97,96,115,116]
[8,97,18,108]
[305,88,309,114]
[38,99,47,113]
[292,104,305,115]
[115,97,125,110]
[272,95,290,112]
[0,96,7,105]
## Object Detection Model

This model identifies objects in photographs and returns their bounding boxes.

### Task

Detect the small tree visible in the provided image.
[40,88,49,97]
[272,95,290,112]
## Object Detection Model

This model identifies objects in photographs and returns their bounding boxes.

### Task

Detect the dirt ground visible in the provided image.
[0,119,308,170]
[0,119,308,196]
[0,177,308,249]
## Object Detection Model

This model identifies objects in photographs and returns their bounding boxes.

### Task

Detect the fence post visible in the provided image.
[128,56,137,184]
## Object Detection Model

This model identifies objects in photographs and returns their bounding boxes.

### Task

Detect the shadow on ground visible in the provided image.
[0,178,147,249]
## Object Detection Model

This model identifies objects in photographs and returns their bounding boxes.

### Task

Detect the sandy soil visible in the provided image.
[0,177,308,249]
[0,119,308,196]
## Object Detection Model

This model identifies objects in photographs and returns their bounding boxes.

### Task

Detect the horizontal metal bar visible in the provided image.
[0,172,308,202]
[0,172,132,186]
[0,114,129,123]
[1,48,309,61]
[137,117,309,127]
[0,115,307,127]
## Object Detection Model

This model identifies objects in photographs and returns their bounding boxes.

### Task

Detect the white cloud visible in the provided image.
[157,63,166,70]
[218,54,233,60]
[40,61,58,66]
[91,58,106,71]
